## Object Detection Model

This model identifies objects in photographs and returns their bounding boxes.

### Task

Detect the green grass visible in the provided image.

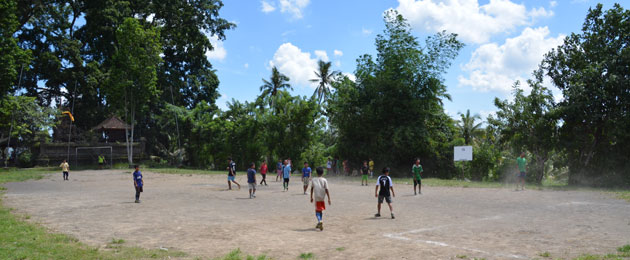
[572,244,630,260]
[335,247,345,251]
[539,251,551,257]
[298,252,315,259]
[614,190,630,202]
[214,249,269,260]
[0,167,187,260]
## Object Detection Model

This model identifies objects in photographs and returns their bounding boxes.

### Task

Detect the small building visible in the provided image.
[92,116,129,143]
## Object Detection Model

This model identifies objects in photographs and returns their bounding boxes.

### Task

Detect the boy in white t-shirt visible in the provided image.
[310,167,331,231]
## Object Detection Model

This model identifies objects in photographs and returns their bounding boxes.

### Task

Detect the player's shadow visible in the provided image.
[401,194,416,197]
[235,197,253,200]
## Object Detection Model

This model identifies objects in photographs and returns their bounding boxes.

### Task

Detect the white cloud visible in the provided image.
[314,50,329,61]
[334,50,343,56]
[550,1,558,8]
[343,72,356,82]
[334,60,341,67]
[244,63,249,69]
[362,28,372,35]
[269,43,319,88]
[205,35,227,61]
[458,26,565,93]
[529,7,554,19]
[395,0,554,44]
[261,0,276,13]
[279,0,310,19]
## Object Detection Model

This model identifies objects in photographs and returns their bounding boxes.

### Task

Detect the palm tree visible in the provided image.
[259,66,291,110]
[310,60,339,105]
[457,109,483,145]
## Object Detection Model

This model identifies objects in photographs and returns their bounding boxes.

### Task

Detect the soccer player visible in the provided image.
[227,157,240,190]
[302,162,312,195]
[375,167,395,219]
[133,165,143,203]
[283,159,291,191]
[412,158,423,195]
[247,162,257,198]
[259,160,268,186]
[98,154,106,169]
[310,167,331,231]
[516,152,527,191]
[361,161,369,186]
[326,158,332,175]
[59,159,69,181]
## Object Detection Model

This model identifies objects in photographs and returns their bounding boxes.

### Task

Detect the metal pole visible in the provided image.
[66,81,78,161]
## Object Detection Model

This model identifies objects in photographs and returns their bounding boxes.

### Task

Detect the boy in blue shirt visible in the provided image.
[247,162,257,199]
[133,165,143,203]
[302,162,312,195]
[283,159,291,191]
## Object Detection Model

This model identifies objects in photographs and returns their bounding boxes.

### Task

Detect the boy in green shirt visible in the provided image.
[516,152,527,191]
[412,158,423,195]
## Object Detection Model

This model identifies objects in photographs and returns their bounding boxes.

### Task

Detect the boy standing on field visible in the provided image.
[133,165,143,203]
[259,160,268,186]
[375,167,395,219]
[516,152,527,191]
[98,154,106,169]
[59,159,69,180]
[247,162,257,198]
[412,158,423,195]
[310,167,331,231]
[302,162,312,195]
[227,157,241,190]
[361,161,369,186]
[283,159,291,191]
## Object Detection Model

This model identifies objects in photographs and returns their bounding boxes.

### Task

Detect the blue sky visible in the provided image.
[208,0,623,120]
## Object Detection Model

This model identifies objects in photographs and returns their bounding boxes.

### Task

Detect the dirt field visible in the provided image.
[4,169,630,259]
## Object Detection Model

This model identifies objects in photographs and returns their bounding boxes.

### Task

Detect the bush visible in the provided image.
[18,150,33,167]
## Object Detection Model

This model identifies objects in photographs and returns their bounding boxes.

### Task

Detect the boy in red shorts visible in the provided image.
[310,167,331,231]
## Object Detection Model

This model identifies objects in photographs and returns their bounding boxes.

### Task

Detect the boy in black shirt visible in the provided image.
[375,167,395,219]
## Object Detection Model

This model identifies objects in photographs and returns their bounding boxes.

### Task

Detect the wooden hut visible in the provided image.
[92,116,129,143]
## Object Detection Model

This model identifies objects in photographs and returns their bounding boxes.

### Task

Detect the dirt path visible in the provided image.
[4,170,630,259]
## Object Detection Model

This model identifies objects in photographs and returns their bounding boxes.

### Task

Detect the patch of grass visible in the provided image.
[215,248,269,260]
[111,238,125,244]
[572,244,630,259]
[335,247,345,251]
[614,191,630,202]
[0,167,187,260]
[456,254,467,259]
[299,252,315,259]
[539,251,551,257]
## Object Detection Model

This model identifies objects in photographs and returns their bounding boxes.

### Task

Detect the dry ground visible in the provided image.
[4,169,630,259]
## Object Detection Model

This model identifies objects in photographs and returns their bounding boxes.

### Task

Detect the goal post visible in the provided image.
[75,146,113,169]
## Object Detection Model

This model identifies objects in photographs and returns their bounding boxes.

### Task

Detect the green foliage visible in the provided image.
[457,110,483,145]
[489,70,559,184]
[329,10,463,177]
[0,0,31,98]
[542,3,630,186]
[310,60,339,108]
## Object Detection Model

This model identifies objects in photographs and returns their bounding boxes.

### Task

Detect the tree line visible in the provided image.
[1,1,628,187]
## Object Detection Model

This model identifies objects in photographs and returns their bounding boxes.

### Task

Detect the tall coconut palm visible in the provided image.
[259,66,291,109]
[310,60,339,105]
[457,109,483,145]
